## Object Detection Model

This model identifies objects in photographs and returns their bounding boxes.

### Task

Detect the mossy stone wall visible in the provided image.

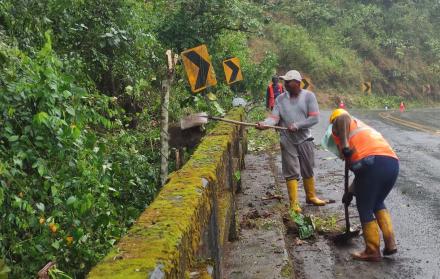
[87,108,246,279]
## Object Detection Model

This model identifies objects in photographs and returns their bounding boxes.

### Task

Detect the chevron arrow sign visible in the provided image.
[181,45,217,93]
[223,57,243,85]
[361,82,371,93]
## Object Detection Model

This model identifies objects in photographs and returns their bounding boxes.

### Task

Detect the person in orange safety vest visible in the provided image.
[266,76,284,110]
[327,109,399,262]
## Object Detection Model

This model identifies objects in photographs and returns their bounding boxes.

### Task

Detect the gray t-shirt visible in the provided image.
[263,89,320,144]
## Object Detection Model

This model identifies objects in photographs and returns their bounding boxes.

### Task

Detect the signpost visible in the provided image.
[160,50,177,186]
[181,45,217,93]
[361,82,372,93]
[222,57,243,85]
[301,77,313,90]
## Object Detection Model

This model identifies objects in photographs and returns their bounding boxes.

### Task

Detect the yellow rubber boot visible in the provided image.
[352,220,382,262]
[286,179,302,213]
[375,209,397,255]
[303,177,326,206]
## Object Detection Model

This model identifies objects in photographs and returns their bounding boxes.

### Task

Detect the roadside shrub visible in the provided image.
[0,34,159,279]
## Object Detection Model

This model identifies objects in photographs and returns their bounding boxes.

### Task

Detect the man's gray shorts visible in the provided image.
[280,139,315,181]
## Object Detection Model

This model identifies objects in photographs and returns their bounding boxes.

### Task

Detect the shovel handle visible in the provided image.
[344,160,351,233]
[209,116,288,130]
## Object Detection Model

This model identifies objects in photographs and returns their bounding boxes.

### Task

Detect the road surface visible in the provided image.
[222,108,440,279]
[285,109,440,279]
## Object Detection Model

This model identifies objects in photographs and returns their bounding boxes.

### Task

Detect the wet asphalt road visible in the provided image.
[356,109,440,278]
[294,109,440,279]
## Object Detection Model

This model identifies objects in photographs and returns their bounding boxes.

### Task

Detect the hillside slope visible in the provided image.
[250,0,440,107]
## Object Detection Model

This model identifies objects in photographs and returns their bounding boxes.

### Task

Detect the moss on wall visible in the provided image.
[87,108,245,279]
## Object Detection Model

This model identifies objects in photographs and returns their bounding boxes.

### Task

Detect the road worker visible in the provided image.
[266,76,284,111]
[328,109,399,261]
[257,70,327,213]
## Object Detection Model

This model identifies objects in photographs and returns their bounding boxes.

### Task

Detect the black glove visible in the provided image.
[342,147,353,158]
[342,192,354,205]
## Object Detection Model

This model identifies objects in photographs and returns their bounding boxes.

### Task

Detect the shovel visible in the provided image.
[180,112,288,130]
[333,160,360,245]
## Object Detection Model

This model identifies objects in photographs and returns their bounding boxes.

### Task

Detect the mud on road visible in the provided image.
[281,110,440,279]
[223,109,440,279]
[222,152,293,279]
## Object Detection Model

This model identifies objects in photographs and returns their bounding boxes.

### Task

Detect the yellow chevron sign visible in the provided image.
[181,45,217,93]
[300,77,313,90]
[361,82,371,93]
[223,57,243,85]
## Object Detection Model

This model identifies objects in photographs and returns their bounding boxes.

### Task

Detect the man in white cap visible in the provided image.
[256,70,326,213]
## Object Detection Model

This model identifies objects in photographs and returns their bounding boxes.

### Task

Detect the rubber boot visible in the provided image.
[303,177,326,206]
[375,209,397,256]
[286,179,302,213]
[352,220,382,262]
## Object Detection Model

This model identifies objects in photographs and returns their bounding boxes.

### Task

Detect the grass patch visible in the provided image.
[259,219,277,230]
[313,214,343,234]
[246,106,279,152]
[280,262,293,278]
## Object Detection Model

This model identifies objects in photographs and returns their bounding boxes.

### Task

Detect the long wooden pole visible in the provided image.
[208,116,288,130]
[160,50,174,186]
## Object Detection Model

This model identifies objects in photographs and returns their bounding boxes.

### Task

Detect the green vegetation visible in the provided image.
[258,0,440,108]
[246,106,279,152]
[0,33,160,278]
[0,259,10,278]
[280,262,293,278]
[0,1,276,278]
[289,209,315,240]
[313,214,343,234]
[2,0,440,277]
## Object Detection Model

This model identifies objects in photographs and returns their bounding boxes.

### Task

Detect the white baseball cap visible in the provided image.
[279,70,302,82]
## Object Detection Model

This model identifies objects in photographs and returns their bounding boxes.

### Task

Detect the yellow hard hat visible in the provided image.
[329,109,349,123]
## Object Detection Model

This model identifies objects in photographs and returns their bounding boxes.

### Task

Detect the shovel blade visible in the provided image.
[332,228,361,245]
[180,112,209,130]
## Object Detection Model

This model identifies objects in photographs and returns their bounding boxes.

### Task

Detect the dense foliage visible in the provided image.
[262,0,440,106]
[0,33,160,278]
[0,0,276,278]
[3,0,438,277]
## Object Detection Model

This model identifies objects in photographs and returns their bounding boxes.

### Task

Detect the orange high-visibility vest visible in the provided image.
[332,118,398,163]
[268,84,283,108]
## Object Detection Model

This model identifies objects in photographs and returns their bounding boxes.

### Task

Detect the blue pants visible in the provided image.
[353,156,399,223]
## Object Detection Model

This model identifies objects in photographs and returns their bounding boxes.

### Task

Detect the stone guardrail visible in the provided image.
[88,108,247,279]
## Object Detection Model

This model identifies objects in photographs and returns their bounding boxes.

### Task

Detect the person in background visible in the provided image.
[329,109,399,261]
[339,100,345,109]
[399,101,405,112]
[257,70,327,213]
[266,76,284,111]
